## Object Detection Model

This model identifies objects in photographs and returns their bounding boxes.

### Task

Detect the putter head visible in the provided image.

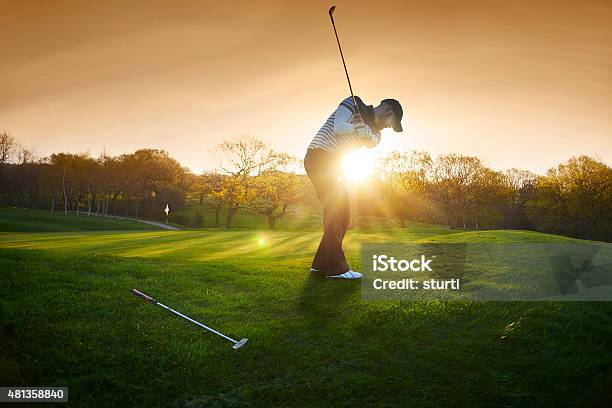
[328,5,335,16]
[232,338,248,351]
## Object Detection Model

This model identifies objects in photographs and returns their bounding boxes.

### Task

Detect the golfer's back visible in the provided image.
[308,96,371,154]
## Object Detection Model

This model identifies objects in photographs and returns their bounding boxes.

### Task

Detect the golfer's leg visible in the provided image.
[311,203,333,270]
[321,181,349,275]
[312,185,348,272]
[304,149,347,274]
[339,187,350,241]
[326,186,350,275]
[305,150,335,271]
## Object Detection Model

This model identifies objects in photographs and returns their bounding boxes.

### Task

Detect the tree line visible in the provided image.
[360,150,612,241]
[1,131,611,241]
[1,132,192,220]
[0,133,304,229]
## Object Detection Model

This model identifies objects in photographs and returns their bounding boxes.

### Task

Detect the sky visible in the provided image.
[1,0,611,174]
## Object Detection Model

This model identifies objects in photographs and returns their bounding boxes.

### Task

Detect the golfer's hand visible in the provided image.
[354,123,375,139]
[350,113,364,125]
[369,130,381,147]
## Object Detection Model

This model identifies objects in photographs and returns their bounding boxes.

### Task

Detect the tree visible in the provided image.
[502,168,537,229]
[377,150,434,227]
[200,171,226,227]
[251,169,301,229]
[468,167,508,229]
[213,136,292,229]
[527,156,612,240]
[0,132,16,204]
[0,132,15,165]
[428,154,485,228]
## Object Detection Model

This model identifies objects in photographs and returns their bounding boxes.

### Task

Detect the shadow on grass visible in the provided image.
[295,273,360,328]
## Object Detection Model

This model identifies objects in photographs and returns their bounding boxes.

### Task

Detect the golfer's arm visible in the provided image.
[334,105,379,146]
[333,105,357,136]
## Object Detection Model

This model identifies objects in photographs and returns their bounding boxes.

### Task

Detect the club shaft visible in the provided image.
[329,15,359,113]
[156,301,238,344]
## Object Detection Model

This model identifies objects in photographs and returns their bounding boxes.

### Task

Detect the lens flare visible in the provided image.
[342,148,375,183]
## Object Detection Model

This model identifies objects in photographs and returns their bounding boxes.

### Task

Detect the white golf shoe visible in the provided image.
[310,267,326,273]
[327,270,363,279]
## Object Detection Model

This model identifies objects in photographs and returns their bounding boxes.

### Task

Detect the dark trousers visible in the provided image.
[304,148,350,275]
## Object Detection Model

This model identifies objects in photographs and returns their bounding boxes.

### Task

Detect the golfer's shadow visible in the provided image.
[295,273,360,329]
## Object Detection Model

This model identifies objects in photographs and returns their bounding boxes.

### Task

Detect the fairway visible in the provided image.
[1,209,611,407]
[0,208,161,232]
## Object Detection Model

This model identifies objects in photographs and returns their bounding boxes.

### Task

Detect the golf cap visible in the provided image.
[381,98,403,132]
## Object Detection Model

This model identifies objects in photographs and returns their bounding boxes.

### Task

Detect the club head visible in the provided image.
[232,338,248,351]
[328,5,335,16]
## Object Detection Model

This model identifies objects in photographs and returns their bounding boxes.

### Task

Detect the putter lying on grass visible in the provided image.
[131,288,248,350]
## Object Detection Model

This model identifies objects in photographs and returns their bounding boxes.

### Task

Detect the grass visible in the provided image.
[172,201,407,230]
[1,208,611,407]
[172,202,324,230]
[0,207,160,232]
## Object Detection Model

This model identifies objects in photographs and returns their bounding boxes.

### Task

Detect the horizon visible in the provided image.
[3,134,611,177]
[1,0,611,174]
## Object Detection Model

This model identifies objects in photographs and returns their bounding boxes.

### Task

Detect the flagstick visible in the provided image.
[164,204,170,238]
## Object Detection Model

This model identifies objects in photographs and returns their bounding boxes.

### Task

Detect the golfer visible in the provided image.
[304,96,403,279]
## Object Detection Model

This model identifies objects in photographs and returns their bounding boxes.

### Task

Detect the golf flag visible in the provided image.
[165,204,169,215]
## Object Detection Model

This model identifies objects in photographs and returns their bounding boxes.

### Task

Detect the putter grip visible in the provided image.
[132,288,157,304]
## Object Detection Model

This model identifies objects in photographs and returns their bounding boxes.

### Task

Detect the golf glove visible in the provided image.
[354,123,380,143]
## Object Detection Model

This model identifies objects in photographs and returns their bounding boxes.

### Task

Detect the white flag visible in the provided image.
[164,204,170,215]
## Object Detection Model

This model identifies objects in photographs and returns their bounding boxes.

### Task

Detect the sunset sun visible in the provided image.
[342,148,375,182]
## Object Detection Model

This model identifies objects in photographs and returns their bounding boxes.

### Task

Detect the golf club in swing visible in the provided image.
[328,5,359,114]
[132,289,248,350]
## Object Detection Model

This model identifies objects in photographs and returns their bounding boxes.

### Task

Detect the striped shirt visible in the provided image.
[308,96,381,153]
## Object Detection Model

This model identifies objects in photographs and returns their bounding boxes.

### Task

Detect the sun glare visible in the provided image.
[342,148,375,183]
